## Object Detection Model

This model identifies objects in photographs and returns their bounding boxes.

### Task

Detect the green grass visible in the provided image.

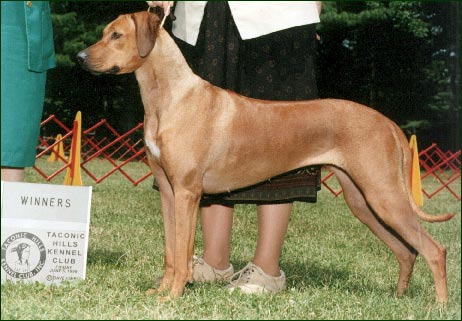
[1,159,461,319]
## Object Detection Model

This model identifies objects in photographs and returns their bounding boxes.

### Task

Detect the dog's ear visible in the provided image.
[132,12,161,58]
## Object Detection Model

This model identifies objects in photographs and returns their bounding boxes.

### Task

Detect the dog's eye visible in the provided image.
[111,32,122,40]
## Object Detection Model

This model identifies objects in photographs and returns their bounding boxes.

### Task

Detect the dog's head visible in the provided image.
[77,11,161,75]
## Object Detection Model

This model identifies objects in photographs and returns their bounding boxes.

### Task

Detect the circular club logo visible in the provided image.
[1,232,46,279]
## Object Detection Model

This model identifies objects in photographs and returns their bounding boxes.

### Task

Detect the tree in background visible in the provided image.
[317,1,459,150]
[45,1,460,151]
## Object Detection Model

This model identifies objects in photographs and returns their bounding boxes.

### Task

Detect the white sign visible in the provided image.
[1,181,92,285]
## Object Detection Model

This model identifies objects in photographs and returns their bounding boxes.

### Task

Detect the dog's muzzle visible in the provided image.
[76,50,120,75]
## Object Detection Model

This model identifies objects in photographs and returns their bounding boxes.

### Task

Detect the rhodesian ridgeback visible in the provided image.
[77,12,454,302]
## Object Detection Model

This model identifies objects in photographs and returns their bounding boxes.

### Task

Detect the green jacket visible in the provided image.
[25,1,55,71]
[1,1,56,72]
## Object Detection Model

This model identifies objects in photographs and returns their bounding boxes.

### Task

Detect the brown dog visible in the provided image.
[77,12,454,302]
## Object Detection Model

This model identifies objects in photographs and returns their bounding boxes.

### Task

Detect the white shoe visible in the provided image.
[226,262,286,294]
[192,255,234,282]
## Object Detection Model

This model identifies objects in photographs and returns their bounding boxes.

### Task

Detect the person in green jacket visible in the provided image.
[1,1,56,182]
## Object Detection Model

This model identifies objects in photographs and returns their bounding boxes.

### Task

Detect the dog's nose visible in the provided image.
[76,51,88,65]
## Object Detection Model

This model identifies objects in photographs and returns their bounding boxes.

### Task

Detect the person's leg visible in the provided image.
[225,203,291,293]
[200,204,234,270]
[1,167,25,182]
[253,203,292,276]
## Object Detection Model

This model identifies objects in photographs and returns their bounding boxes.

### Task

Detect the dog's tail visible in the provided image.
[413,203,455,223]
[394,123,456,223]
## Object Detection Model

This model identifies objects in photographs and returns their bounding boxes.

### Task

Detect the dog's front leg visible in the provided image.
[157,182,175,293]
[145,160,176,294]
[169,188,201,298]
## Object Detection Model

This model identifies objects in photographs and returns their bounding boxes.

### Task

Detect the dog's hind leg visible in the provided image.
[187,198,199,283]
[328,166,417,297]
[359,179,448,303]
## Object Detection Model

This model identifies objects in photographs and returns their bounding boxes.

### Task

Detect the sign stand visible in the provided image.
[1,181,92,285]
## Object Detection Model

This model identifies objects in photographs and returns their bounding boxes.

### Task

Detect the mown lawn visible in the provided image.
[1,160,460,319]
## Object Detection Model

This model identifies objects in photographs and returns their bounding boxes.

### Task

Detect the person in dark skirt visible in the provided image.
[148,1,322,294]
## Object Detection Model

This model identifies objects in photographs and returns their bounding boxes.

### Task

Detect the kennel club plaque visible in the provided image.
[1,181,92,285]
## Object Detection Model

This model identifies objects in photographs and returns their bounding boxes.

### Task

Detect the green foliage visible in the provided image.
[388,2,430,38]
[52,12,85,67]
[401,120,432,134]
[317,1,459,150]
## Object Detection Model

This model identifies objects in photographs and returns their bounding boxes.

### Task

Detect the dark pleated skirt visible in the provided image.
[170,2,321,205]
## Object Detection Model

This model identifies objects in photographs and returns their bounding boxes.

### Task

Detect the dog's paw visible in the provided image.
[144,288,157,296]
[157,294,173,302]
[158,280,173,293]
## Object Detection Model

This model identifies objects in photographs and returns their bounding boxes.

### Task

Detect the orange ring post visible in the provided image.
[63,112,83,186]
[409,135,423,207]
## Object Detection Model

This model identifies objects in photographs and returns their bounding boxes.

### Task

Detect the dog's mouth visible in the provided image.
[102,65,121,75]
[77,50,120,75]
[80,64,120,76]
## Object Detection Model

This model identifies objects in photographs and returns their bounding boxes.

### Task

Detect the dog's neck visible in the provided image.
[135,29,199,117]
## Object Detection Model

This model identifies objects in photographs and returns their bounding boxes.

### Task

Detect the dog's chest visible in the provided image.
[145,137,161,160]
[144,118,162,162]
